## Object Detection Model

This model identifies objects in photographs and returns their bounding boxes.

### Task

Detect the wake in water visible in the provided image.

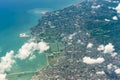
[28,8,51,15]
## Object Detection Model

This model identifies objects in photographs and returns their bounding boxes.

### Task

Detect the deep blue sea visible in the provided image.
[0,0,80,80]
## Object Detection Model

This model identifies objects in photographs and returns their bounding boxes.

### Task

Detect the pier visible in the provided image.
[7,71,38,76]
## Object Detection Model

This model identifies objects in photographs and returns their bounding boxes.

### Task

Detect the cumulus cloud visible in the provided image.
[112,16,118,20]
[115,68,120,74]
[37,41,50,53]
[97,43,117,57]
[83,56,105,64]
[16,41,49,60]
[97,43,115,53]
[0,50,15,73]
[103,43,115,54]
[0,74,6,80]
[115,3,120,14]
[16,42,37,60]
[87,43,93,48]
[107,63,117,70]
[96,71,105,75]
[97,45,105,51]
[0,50,15,80]
[0,40,50,80]
[107,63,113,70]
[111,52,117,57]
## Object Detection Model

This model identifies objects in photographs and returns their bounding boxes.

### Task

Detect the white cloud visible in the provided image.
[0,50,15,73]
[96,71,105,75]
[103,43,115,54]
[0,50,15,80]
[97,43,117,57]
[107,63,113,70]
[115,3,120,14]
[87,43,93,48]
[107,63,118,70]
[112,16,118,20]
[0,74,6,80]
[83,56,105,64]
[97,43,115,54]
[0,40,50,80]
[111,52,117,57]
[37,41,50,53]
[16,42,37,60]
[97,45,105,51]
[16,41,49,60]
[115,68,120,74]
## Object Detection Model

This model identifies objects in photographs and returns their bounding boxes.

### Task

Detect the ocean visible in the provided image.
[0,0,80,80]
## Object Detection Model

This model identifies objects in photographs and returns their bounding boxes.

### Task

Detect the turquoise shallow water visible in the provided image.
[0,0,81,55]
[0,0,81,80]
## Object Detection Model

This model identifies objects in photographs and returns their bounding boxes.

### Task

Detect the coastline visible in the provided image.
[3,1,82,80]
[30,0,120,79]
[1,0,120,80]
[30,1,88,79]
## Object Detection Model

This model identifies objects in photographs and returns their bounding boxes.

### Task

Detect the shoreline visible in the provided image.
[30,0,120,79]
[30,1,88,79]
[0,0,85,79]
